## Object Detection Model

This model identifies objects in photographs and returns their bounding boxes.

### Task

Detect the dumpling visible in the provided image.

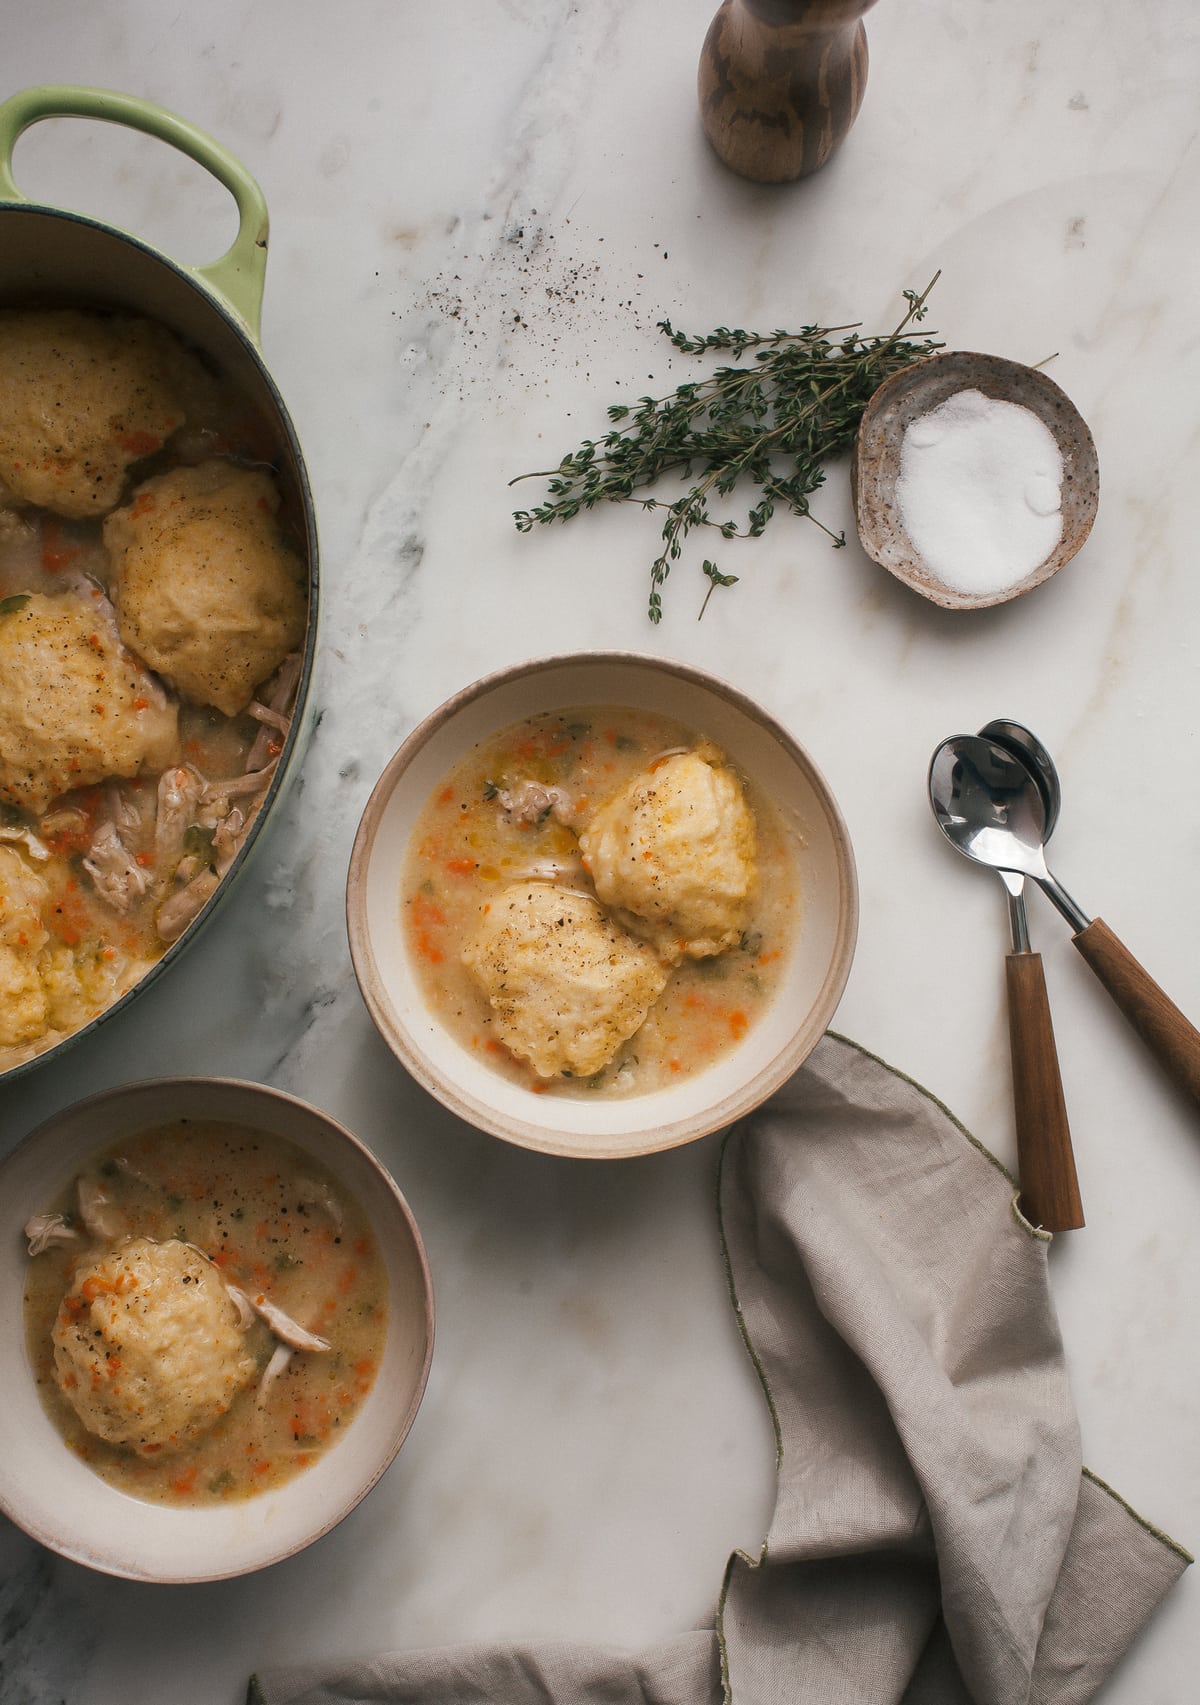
[462,882,669,1078]
[0,309,188,518]
[52,1237,255,1456]
[0,592,178,813]
[0,845,152,1058]
[104,460,307,716]
[0,845,50,1048]
[578,749,758,962]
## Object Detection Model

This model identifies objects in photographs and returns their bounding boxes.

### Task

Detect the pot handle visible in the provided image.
[0,84,269,342]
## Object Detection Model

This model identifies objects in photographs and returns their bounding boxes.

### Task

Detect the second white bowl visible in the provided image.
[346,652,857,1159]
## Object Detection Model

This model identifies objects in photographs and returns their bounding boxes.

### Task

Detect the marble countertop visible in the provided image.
[3,2,1198,1700]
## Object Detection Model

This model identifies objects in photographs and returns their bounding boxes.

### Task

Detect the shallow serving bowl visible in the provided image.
[0,1077,433,1583]
[346,652,858,1160]
[851,350,1099,610]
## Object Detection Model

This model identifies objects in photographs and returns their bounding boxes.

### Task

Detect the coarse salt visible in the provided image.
[894,388,1064,597]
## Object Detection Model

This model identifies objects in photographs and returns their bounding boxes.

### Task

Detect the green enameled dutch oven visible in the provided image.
[0,85,319,1085]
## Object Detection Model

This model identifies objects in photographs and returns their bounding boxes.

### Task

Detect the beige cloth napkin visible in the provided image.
[249,1034,1190,1705]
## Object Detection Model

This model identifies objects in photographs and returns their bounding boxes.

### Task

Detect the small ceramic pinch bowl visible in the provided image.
[347,652,858,1160]
[0,1078,434,1582]
[851,350,1099,609]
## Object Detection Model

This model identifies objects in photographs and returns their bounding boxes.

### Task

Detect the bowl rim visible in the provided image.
[0,1074,434,1582]
[851,348,1100,610]
[346,649,859,1159]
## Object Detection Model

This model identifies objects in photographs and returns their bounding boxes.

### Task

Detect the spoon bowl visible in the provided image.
[978,719,1061,841]
[929,736,1052,882]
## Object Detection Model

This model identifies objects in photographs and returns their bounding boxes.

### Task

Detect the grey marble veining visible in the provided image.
[1,1,1198,1700]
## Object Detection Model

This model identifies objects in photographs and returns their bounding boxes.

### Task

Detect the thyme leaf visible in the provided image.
[511,276,942,622]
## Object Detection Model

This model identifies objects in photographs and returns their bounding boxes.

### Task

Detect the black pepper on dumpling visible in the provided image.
[104,460,307,717]
[0,309,190,518]
[578,749,758,962]
[462,882,668,1077]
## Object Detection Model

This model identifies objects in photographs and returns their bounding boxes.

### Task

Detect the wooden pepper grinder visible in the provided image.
[698,0,877,184]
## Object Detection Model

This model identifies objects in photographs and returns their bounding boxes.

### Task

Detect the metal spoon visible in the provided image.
[929,732,1082,1231]
[931,733,1200,1109]
[978,718,1060,954]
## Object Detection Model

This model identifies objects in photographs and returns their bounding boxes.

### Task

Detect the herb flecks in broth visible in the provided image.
[22,1121,387,1506]
[401,708,799,1096]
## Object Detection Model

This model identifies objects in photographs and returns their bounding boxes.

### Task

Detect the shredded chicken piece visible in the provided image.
[248,1290,331,1352]
[256,1342,294,1407]
[82,819,149,914]
[201,759,279,808]
[58,566,111,607]
[105,781,141,833]
[156,869,220,943]
[38,806,86,839]
[213,806,249,877]
[516,857,588,884]
[0,825,50,861]
[155,765,204,867]
[222,1282,258,1332]
[76,1174,124,1241]
[496,780,575,827]
[25,1212,81,1256]
[296,1177,344,1233]
[247,701,289,736]
[246,652,301,772]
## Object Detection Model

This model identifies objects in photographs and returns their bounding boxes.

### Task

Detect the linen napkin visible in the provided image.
[249,1034,1190,1705]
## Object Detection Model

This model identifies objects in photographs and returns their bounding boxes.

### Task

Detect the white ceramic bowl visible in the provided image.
[347,652,858,1159]
[0,1077,434,1582]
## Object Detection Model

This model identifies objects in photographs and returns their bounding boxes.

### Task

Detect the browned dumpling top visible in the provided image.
[52,1237,255,1456]
[0,310,189,519]
[578,749,758,962]
[0,591,178,813]
[105,460,307,717]
[462,882,669,1078]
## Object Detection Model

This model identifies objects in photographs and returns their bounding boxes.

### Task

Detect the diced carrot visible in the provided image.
[40,518,79,572]
[115,429,162,456]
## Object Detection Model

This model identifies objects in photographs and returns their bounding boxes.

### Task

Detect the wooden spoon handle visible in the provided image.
[1006,950,1085,1230]
[1073,918,1200,1104]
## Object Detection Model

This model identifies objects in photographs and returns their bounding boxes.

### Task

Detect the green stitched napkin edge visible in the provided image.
[1081,1468,1193,1565]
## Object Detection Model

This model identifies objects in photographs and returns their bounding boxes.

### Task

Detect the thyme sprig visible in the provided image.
[512,275,942,622]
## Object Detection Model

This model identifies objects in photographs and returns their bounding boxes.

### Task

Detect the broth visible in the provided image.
[401,706,800,1095]
[23,1120,388,1506]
